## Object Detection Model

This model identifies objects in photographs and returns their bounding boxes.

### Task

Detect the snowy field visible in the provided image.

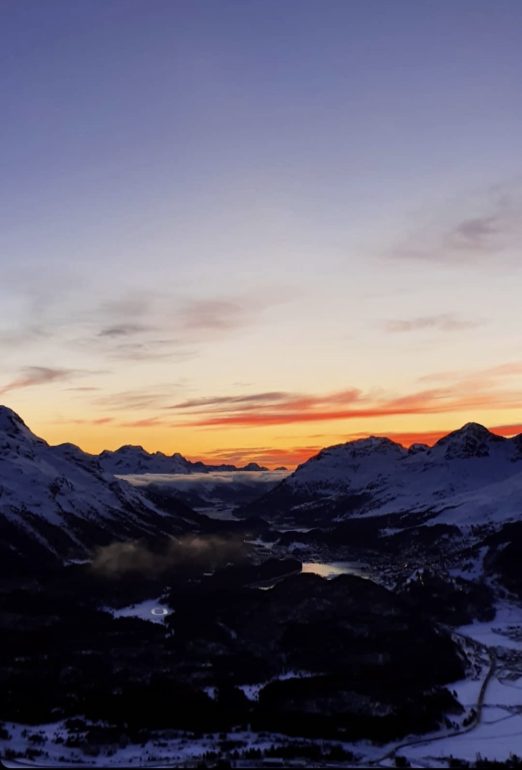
[369,600,522,767]
[103,597,172,624]
[0,722,362,767]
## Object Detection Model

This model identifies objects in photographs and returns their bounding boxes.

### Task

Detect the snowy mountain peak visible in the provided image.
[0,404,47,459]
[0,405,34,437]
[108,444,148,455]
[453,422,493,438]
[255,421,522,528]
[283,435,406,491]
[355,436,404,452]
[315,435,405,462]
[98,444,193,475]
[434,422,503,459]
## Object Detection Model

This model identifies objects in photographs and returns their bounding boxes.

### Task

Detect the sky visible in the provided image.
[1,0,522,467]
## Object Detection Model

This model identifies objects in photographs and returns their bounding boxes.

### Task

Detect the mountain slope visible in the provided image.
[0,407,190,571]
[245,423,522,528]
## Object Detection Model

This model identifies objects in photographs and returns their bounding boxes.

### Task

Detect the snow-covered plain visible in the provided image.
[0,723,361,767]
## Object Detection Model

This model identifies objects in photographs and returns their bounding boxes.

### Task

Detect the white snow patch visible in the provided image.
[104,598,172,624]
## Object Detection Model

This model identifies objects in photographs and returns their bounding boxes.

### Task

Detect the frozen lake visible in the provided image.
[302,560,369,579]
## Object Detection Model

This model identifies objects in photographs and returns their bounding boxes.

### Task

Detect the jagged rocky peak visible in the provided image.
[434,422,503,458]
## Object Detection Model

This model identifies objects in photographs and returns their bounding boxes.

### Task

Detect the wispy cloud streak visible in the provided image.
[389,181,522,265]
[0,366,76,395]
[172,369,522,428]
[385,314,482,333]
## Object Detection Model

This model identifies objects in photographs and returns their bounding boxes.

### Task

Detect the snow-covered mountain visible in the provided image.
[97,445,268,475]
[0,407,190,571]
[247,423,522,528]
[97,445,195,474]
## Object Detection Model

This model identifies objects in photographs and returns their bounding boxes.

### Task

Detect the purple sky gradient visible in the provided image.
[0,0,521,462]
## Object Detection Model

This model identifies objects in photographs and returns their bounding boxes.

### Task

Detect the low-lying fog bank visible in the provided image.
[119,470,290,513]
[120,470,290,487]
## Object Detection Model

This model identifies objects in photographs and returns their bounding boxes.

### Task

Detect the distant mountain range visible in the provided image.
[2,405,522,573]
[53,442,268,475]
[95,445,268,475]
[245,422,522,528]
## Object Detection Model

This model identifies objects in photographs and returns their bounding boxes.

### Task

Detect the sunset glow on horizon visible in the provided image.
[1,0,521,468]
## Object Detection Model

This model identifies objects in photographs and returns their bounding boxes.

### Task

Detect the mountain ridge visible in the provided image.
[52,441,269,475]
[245,422,522,527]
[3,405,522,571]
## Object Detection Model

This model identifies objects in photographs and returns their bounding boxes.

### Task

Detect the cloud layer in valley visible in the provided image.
[91,535,248,577]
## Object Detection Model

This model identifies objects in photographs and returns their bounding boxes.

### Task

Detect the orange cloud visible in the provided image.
[191,445,323,469]
[50,416,114,426]
[170,389,363,416]
[73,417,114,426]
[118,417,168,428]
[169,392,294,410]
[43,358,522,466]
[183,384,522,428]
[490,423,522,437]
